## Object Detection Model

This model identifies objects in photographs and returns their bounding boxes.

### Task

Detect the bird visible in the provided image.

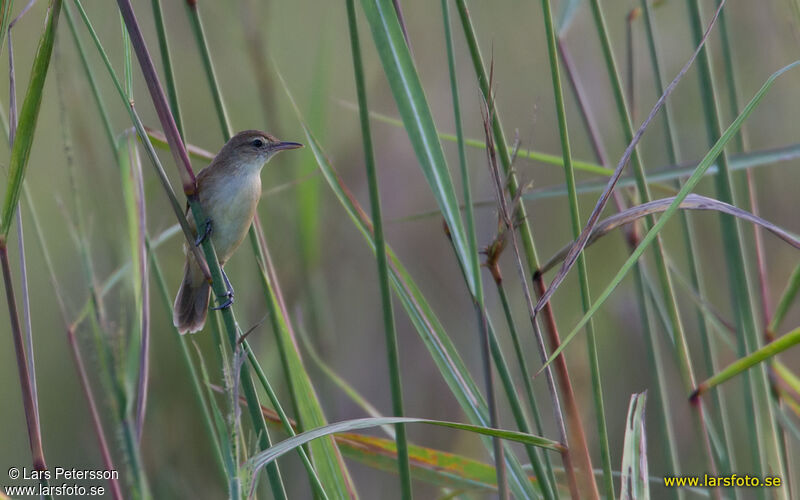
[173,130,303,334]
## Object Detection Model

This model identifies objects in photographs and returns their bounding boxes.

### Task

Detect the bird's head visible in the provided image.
[218,130,303,173]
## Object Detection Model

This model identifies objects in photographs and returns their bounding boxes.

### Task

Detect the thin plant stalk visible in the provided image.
[184,0,231,138]
[481,99,581,500]
[536,0,608,496]
[639,0,735,482]
[0,244,49,483]
[8,0,40,427]
[584,0,719,485]
[452,3,590,494]
[685,0,786,487]
[150,0,184,139]
[0,2,62,495]
[344,0,412,497]
[558,32,682,497]
[491,270,559,495]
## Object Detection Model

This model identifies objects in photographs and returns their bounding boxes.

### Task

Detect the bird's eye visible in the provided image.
[251,138,265,148]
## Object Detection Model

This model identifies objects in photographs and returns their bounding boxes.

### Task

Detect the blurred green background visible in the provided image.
[0,0,799,498]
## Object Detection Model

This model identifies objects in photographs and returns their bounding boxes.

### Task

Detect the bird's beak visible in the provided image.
[271,141,304,152]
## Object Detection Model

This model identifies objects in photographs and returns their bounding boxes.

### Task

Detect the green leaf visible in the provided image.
[693,326,800,398]
[247,416,561,494]
[619,393,649,500]
[357,0,476,295]
[1,0,62,238]
[250,229,355,498]
[338,433,501,491]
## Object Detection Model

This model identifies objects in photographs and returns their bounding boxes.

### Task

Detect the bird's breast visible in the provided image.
[199,171,261,264]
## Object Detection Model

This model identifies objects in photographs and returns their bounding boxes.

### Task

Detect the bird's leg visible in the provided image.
[212,268,235,310]
[195,218,213,247]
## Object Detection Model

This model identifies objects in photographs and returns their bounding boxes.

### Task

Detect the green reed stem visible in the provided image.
[150,0,184,139]
[494,280,558,495]
[345,1,412,498]
[452,4,588,496]
[185,1,232,138]
[639,0,734,485]
[538,0,605,496]
[685,1,786,490]
[586,0,719,485]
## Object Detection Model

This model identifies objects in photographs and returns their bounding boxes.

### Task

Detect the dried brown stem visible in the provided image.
[0,241,46,472]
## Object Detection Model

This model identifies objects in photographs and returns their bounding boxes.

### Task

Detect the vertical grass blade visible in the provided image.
[0,1,61,491]
[150,0,184,139]
[685,0,787,486]
[639,0,735,482]
[1,0,61,237]
[535,0,606,495]
[357,0,474,294]
[620,393,649,500]
[249,221,356,498]
[344,0,412,497]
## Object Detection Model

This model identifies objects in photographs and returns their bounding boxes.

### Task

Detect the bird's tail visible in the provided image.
[173,255,211,334]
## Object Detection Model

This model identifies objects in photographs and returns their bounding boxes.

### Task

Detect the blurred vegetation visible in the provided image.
[0,0,799,499]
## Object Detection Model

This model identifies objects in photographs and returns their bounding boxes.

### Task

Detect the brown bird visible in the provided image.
[173,130,303,334]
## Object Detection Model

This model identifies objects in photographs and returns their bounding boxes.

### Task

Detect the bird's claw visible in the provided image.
[212,294,234,310]
[195,218,213,247]
[212,269,235,310]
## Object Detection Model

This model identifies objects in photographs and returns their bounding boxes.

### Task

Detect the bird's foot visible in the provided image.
[212,294,234,310]
[195,218,213,247]
[212,269,235,310]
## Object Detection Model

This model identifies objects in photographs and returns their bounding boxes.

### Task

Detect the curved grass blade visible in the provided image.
[337,433,501,492]
[538,60,800,373]
[243,392,546,494]
[539,194,800,275]
[533,0,727,317]
[692,326,800,399]
[620,393,649,500]
[247,416,562,496]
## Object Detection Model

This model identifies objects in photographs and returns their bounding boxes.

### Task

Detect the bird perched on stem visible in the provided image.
[173,130,303,334]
